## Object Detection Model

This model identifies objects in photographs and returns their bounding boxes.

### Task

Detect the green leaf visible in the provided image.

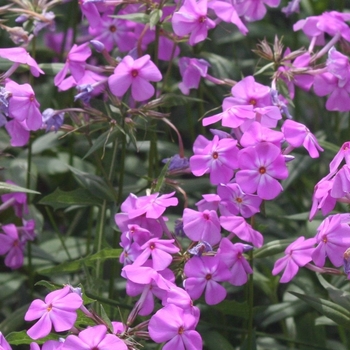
[259,300,308,327]
[316,274,350,311]
[290,292,350,329]
[149,9,162,30]
[254,62,275,76]
[38,63,65,75]
[0,182,40,195]
[153,159,170,193]
[39,187,102,210]
[214,300,249,319]
[68,166,116,201]
[110,13,150,24]
[38,249,122,275]
[7,330,59,345]
[34,280,63,291]
[253,238,295,259]
[201,331,236,350]
[318,140,340,155]
[0,273,26,299]
[83,127,121,160]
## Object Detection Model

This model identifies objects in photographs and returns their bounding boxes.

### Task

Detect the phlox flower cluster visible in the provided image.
[272,141,350,282]
[23,285,131,349]
[0,181,35,269]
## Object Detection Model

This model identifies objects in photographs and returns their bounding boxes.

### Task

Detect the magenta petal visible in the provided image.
[25,299,47,321]
[108,71,132,97]
[131,78,155,101]
[27,312,52,340]
[204,280,226,305]
[50,309,77,332]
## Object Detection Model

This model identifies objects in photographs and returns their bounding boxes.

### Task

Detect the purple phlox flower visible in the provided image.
[20,219,36,242]
[210,128,233,139]
[126,262,175,315]
[313,71,350,112]
[42,108,64,132]
[293,11,350,45]
[183,208,221,245]
[331,165,350,200]
[326,46,350,85]
[108,54,162,101]
[217,238,253,286]
[44,29,73,55]
[57,70,106,93]
[217,182,262,218]
[240,121,284,148]
[149,304,203,350]
[30,342,40,350]
[162,154,190,171]
[5,119,30,147]
[74,84,94,103]
[282,119,323,158]
[54,43,92,87]
[115,198,163,238]
[5,80,42,131]
[278,52,314,98]
[188,241,213,256]
[184,255,231,305]
[122,264,173,292]
[90,39,105,53]
[127,191,178,219]
[208,0,248,35]
[0,332,12,350]
[41,339,64,350]
[309,175,336,220]
[0,223,25,269]
[79,1,102,28]
[89,10,137,52]
[0,86,11,121]
[202,103,255,129]
[270,88,292,118]
[192,134,211,153]
[178,57,210,95]
[236,142,288,200]
[220,215,263,247]
[195,193,221,212]
[33,11,56,36]
[344,248,350,277]
[133,238,180,271]
[272,236,316,283]
[1,180,28,218]
[235,0,281,22]
[158,35,181,61]
[119,234,141,266]
[24,285,83,340]
[164,285,200,319]
[125,224,152,245]
[172,0,216,46]
[62,325,127,350]
[229,76,271,107]
[312,214,350,268]
[329,141,350,175]
[282,0,300,16]
[174,218,185,237]
[16,14,29,24]
[253,106,282,129]
[190,135,239,185]
[0,47,44,77]
[112,321,125,335]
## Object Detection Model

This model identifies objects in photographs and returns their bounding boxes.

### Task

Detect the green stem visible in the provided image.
[246,248,254,349]
[95,199,107,280]
[45,206,72,260]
